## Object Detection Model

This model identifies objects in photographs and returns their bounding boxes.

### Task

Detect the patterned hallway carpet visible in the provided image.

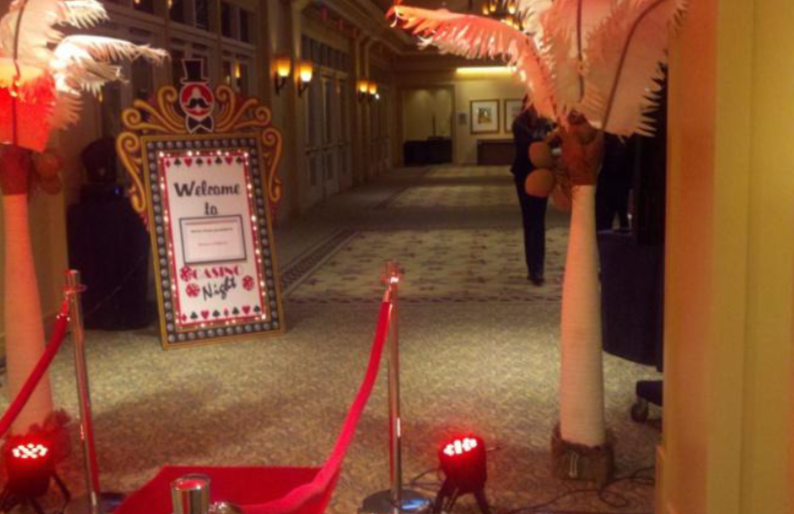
[0,165,659,514]
[285,228,567,304]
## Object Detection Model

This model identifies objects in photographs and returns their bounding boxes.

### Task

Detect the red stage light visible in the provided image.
[434,434,490,514]
[3,438,54,500]
[442,437,478,457]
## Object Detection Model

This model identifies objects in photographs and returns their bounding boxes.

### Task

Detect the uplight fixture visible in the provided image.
[435,434,490,514]
[297,60,313,97]
[357,79,370,102]
[274,55,291,95]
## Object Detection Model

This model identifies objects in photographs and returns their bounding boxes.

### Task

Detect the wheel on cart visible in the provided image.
[631,399,650,423]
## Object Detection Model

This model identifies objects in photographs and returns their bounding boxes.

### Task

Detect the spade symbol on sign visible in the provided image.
[212,310,220,318]
[232,307,240,315]
[190,312,198,320]
[215,157,222,165]
[196,158,204,166]
[254,306,261,313]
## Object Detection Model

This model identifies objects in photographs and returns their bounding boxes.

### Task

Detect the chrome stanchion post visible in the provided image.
[360,262,430,514]
[64,270,124,514]
[387,261,403,512]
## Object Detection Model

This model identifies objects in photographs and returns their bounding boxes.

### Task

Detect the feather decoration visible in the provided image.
[58,0,109,29]
[580,0,686,136]
[0,0,168,134]
[540,0,616,104]
[0,0,64,64]
[504,0,552,32]
[50,92,81,129]
[542,25,581,115]
[388,5,557,118]
[55,35,167,65]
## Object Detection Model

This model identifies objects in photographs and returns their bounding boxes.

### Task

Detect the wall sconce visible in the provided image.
[368,82,378,101]
[297,60,312,97]
[357,79,370,102]
[274,55,291,95]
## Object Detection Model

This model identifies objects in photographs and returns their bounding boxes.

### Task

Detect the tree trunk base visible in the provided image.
[551,424,614,486]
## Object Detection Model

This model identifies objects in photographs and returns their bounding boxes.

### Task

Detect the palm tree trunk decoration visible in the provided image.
[0,0,166,435]
[1,147,54,433]
[390,0,686,481]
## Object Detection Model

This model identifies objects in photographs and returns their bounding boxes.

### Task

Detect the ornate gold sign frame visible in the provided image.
[116,84,285,349]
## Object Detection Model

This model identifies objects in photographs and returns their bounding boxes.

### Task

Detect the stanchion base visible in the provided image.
[65,492,126,514]
[360,489,432,514]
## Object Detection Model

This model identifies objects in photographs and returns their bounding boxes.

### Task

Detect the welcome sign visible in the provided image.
[117,62,285,348]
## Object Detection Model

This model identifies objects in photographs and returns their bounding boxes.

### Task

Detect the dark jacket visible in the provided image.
[511,108,549,181]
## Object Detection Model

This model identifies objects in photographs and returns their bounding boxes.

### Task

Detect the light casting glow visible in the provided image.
[456,66,513,76]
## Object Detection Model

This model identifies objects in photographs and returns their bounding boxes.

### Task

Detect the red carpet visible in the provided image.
[116,466,323,514]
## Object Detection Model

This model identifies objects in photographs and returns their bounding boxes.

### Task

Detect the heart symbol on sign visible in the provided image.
[225,156,234,165]
[242,306,251,314]
[201,310,209,319]
[185,158,194,167]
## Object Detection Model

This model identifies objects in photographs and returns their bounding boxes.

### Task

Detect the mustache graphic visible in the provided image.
[187,97,210,109]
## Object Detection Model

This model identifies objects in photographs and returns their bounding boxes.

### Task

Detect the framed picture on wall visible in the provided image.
[470,99,500,134]
[504,98,524,132]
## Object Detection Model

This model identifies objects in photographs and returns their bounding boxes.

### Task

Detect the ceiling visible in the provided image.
[369,0,478,14]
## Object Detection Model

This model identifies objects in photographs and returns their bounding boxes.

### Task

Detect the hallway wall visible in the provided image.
[393,60,526,165]
[663,0,794,513]
[453,77,525,164]
[402,88,454,140]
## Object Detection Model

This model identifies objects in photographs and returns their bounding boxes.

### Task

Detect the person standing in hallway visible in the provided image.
[596,133,633,232]
[511,101,551,286]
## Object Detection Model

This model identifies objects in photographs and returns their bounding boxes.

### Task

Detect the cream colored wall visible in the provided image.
[402,88,453,140]
[453,77,524,164]
[663,0,794,513]
[395,67,525,165]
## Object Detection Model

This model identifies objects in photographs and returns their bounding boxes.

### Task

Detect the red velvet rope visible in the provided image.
[242,300,393,514]
[0,299,70,437]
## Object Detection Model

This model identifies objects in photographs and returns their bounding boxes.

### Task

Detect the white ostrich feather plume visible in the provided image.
[581,0,686,136]
[390,0,687,138]
[1,0,167,130]
[389,5,558,119]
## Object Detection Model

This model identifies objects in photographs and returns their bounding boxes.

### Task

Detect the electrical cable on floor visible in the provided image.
[499,466,656,514]
[409,461,656,514]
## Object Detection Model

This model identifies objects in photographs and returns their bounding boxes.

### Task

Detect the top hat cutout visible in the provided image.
[181,59,209,84]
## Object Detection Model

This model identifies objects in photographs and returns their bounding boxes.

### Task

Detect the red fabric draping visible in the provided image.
[0,300,69,437]
[116,300,393,514]
[115,466,323,513]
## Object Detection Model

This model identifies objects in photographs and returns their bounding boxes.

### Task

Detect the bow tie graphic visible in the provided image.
[187,116,214,134]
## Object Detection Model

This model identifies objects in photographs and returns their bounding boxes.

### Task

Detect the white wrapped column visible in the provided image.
[559,184,605,447]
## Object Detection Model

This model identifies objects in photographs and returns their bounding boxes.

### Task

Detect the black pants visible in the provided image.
[596,184,630,231]
[514,175,548,278]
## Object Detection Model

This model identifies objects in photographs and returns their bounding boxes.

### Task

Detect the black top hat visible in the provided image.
[181,59,208,84]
